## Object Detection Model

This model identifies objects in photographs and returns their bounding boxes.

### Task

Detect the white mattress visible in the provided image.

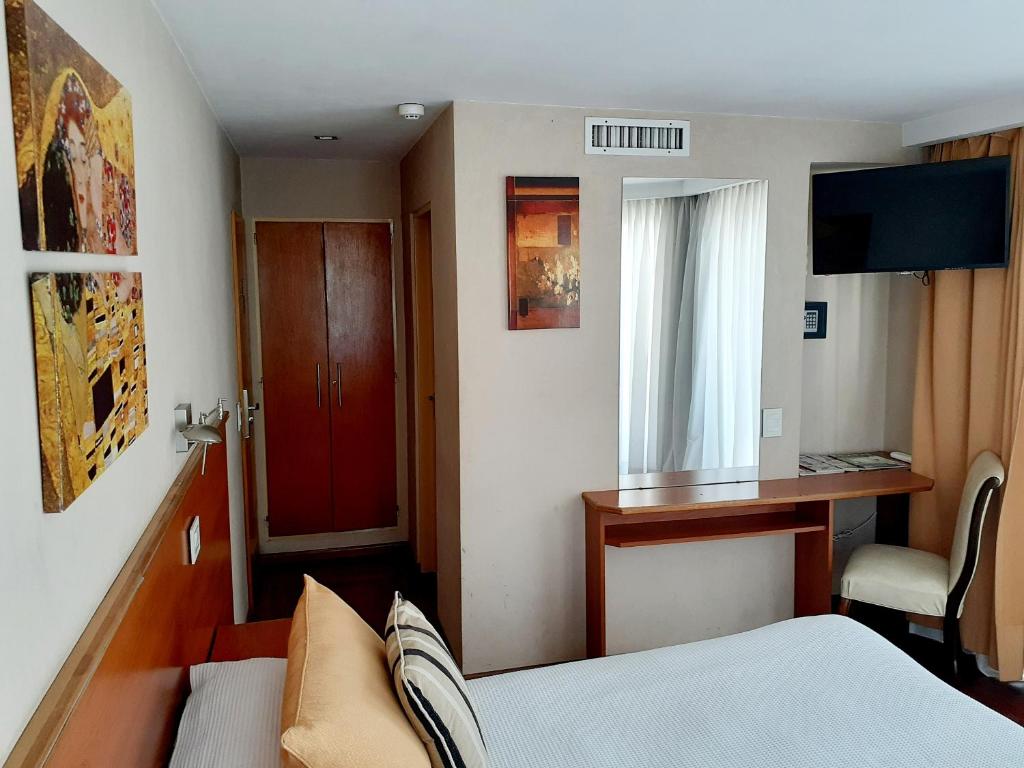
[467,615,1024,768]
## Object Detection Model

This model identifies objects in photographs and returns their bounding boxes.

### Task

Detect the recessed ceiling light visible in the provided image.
[314,135,338,141]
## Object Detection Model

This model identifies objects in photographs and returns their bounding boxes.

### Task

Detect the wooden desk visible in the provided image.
[582,469,934,658]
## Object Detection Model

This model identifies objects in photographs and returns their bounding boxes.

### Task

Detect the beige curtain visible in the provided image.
[911,129,1024,680]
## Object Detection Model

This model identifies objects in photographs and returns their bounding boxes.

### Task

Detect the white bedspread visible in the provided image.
[467,616,1023,768]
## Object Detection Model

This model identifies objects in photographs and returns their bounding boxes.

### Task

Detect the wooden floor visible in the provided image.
[251,543,438,636]
[252,545,1022,726]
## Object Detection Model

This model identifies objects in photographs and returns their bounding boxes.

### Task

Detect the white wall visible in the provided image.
[0,0,241,760]
[802,274,895,455]
[903,94,1024,147]
[241,156,400,221]
[239,157,408,554]
[801,270,921,456]
[450,101,918,673]
[884,274,922,450]
[400,109,463,660]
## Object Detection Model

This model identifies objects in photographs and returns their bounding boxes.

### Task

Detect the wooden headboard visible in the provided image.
[4,418,235,768]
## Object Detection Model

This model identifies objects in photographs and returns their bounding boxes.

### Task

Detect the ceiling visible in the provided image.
[152,0,1024,161]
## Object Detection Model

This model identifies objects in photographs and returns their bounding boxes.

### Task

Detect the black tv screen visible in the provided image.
[812,156,1011,275]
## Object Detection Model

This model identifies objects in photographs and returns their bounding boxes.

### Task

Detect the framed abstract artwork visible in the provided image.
[5,0,137,253]
[30,272,149,512]
[506,176,580,330]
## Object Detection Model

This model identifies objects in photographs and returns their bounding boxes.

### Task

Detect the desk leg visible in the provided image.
[794,500,834,617]
[876,493,909,547]
[585,505,607,658]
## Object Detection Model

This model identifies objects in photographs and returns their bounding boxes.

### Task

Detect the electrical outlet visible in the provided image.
[761,408,783,438]
[187,517,201,565]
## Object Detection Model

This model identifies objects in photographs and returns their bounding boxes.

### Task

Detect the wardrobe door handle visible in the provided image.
[336,363,342,407]
[316,363,322,409]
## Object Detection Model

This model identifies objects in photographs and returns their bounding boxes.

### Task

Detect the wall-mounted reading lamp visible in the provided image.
[175,400,225,475]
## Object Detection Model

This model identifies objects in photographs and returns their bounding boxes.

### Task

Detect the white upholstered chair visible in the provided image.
[837,450,1004,673]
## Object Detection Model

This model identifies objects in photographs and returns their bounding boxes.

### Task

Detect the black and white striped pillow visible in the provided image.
[385,593,487,768]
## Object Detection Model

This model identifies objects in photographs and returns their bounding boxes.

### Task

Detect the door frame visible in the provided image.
[229,211,258,615]
[248,217,407,554]
[406,204,438,572]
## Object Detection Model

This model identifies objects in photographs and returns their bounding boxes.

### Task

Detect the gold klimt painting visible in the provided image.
[31,272,148,513]
[5,0,137,253]
[506,177,580,330]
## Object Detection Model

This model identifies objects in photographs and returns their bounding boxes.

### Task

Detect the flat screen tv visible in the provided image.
[812,156,1011,275]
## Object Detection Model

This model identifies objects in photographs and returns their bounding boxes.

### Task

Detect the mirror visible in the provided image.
[619,177,768,489]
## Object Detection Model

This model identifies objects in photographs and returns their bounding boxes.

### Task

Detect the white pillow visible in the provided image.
[169,657,287,768]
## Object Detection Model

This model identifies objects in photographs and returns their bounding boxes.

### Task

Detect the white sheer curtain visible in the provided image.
[619,181,767,475]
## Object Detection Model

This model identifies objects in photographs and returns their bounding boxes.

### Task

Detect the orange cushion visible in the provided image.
[280,575,430,768]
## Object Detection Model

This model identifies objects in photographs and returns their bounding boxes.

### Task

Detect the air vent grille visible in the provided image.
[585,117,690,156]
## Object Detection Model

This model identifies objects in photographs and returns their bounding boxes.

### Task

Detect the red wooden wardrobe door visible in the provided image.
[256,221,333,536]
[324,222,398,531]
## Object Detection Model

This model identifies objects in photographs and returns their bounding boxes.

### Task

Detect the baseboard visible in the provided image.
[256,541,411,565]
[909,621,943,642]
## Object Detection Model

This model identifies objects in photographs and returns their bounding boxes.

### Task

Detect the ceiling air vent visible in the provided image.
[585,117,690,157]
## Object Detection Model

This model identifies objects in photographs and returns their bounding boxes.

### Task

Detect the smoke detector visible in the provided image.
[398,103,425,120]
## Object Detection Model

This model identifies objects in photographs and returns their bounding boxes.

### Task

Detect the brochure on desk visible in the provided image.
[799,452,909,476]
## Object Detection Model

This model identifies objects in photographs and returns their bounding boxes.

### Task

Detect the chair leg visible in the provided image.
[944,615,962,679]
[837,598,852,617]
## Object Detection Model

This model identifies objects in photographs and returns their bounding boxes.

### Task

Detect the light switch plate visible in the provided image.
[187,516,201,564]
[761,408,783,438]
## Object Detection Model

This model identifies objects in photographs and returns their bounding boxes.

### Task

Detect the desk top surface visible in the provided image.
[583,469,934,515]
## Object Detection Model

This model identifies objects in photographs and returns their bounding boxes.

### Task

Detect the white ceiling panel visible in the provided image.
[151,0,1024,159]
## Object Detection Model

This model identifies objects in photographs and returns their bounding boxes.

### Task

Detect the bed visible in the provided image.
[170,614,1022,768]
[470,615,1023,767]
